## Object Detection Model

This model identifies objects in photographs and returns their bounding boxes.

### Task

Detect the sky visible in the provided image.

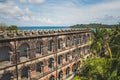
[0,0,120,26]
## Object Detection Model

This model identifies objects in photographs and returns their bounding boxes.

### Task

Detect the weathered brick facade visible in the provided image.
[0,29,91,80]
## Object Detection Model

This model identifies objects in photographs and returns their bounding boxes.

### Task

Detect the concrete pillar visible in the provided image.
[30,64,36,79]
[18,69,21,80]
[42,39,48,56]
[43,59,48,73]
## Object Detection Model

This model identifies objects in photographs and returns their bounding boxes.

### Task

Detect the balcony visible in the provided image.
[19,43,30,62]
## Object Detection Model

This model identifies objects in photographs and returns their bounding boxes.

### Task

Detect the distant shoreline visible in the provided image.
[18,26,70,30]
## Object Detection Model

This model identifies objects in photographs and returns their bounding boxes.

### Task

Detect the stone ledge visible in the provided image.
[0,29,90,39]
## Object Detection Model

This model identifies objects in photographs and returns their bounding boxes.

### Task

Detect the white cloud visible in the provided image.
[19,15,61,26]
[0,1,31,20]
[20,0,45,4]
[95,15,120,24]
[48,0,120,25]
[0,0,120,26]
[0,0,56,25]
[19,0,26,3]
[29,0,45,3]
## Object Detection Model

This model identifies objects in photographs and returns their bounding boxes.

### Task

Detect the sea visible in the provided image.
[18,26,70,30]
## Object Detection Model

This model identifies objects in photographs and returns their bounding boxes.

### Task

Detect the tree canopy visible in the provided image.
[7,25,18,31]
[70,23,119,28]
[73,25,120,80]
[0,23,18,31]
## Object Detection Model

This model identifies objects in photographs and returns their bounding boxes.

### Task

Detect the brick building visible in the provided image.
[0,29,91,80]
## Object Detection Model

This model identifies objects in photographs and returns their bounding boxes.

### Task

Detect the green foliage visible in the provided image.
[70,23,119,29]
[90,28,112,58]
[74,58,120,80]
[74,76,88,80]
[0,23,19,31]
[70,24,87,28]
[74,25,120,80]
[73,76,80,80]
[7,25,18,31]
[109,25,120,58]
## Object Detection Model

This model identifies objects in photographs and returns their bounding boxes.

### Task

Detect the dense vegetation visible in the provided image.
[73,24,120,80]
[0,23,18,31]
[70,23,119,28]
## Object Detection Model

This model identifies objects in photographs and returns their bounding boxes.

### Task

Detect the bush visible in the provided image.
[7,25,18,31]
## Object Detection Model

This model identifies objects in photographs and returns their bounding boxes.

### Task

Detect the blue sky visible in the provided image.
[0,0,120,26]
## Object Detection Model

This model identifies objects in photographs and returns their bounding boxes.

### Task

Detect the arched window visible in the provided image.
[49,75,55,80]
[58,71,63,79]
[78,35,81,44]
[65,53,70,63]
[77,61,81,69]
[87,33,91,42]
[66,37,70,47]
[66,67,70,77]
[72,50,76,60]
[58,55,63,65]
[37,62,44,73]
[78,48,81,57]
[83,34,86,43]
[58,38,62,49]
[48,58,54,70]
[21,67,30,80]
[48,40,54,52]
[19,43,30,62]
[36,42,43,56]
[0,72,13,80]
[36,62,44,78]
[73,36,77,46]
[0,46,13,68]
[72,64,77,72]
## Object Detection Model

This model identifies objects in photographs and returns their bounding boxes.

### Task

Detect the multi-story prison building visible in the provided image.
[0,29,91,80]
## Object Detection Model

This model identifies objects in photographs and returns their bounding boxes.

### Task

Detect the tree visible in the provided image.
[73,26,120,80]
[109,25,120,58]
[90,27,113,58]
[74,57,120,80]
[7,25,18,31]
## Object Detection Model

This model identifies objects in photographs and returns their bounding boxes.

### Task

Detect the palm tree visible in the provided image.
[90,28,112,58]
[74,57,120,80]
[109,25,120,58]
[74,26,120,80]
